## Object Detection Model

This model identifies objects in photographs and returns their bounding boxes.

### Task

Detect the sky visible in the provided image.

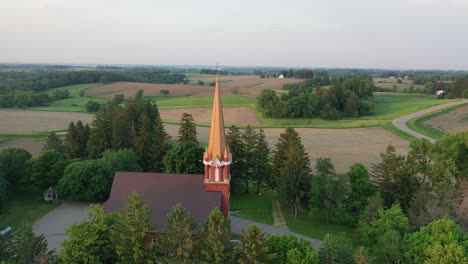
[1,0,468,70]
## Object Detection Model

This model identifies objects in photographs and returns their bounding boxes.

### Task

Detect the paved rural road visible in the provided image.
[392,100,468,143]
[230,216,323,250]
[33,202,89,252]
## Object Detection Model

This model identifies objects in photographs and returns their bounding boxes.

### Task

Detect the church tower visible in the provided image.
[203,75,232,217]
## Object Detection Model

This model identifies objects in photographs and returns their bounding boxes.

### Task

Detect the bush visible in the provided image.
[160,89,170,96]
[197,80,204,86]
[463,89,468,99]
[267,235,318,264]
[85,101,101,112]
[320,104,340,120]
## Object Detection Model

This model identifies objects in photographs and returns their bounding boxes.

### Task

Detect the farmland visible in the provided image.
[406,103,468,139]
[163,124,409,173]
[0,109,94,134]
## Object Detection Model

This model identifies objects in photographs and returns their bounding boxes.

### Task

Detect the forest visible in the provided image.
[257,75,375,120]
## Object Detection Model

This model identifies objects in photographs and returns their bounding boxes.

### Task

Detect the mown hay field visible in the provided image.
[0,109,94,133]
[164,124,410,173]
[423,104,468,134]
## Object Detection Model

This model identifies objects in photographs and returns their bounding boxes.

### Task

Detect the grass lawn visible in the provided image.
[230,189,358,242]
[150,95,256,109]
[283,208,358,243]
[0,188,59,229]
[230,191,274,224]
[406,103,468,140]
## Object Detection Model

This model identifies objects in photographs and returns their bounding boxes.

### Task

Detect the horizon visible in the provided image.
[1,0,468,70]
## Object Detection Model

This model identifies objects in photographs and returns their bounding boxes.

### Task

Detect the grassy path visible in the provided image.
[272,200,288,228]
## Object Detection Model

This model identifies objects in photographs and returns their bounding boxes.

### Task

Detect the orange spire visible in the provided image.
[207,76,230,161]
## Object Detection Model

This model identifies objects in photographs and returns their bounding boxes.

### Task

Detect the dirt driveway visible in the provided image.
[33,203,89,251]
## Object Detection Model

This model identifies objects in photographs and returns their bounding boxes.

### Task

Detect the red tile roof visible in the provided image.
[104,172,221,231]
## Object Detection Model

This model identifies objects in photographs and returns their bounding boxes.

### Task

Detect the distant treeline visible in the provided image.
[199,68,228,75]
[257,75,375,120]
[0,70,186,108]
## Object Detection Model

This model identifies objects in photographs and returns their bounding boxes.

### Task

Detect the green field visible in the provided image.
[254,93,459,129]
[151,95,256,109]
[0,188,59,229]
[47,83,102,97]
[29,97,108,112]
[406,103,468,140]
[29,83,108,112]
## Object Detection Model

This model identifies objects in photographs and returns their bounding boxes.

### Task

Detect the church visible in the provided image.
[104,76,232,236]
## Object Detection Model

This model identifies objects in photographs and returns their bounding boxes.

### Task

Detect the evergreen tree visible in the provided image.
[111,192,155,263]
[61,204,116,263]
[112,108,132,150]
[318,234,354,264]
[11,224,49,264]
[136,112,170,172]
[87,104,117,158]
[241,125,258,193]
[354,247,369,264]
[42,132,65,153]
[178,113,198,144]
[65,121,79,158]
[371,145,419,211]
[253,129,272,194]
[160,204,196,262]
[310,157,335,210]
[75,120,90,157]
[163,142,204,174]
[226,125,247,192]
[277,134,312,218]
[235,225,275,264]
[196,208,232,264]
[273,128,305,189]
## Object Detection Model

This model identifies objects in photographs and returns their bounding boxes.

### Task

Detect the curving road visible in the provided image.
[392,100,468,143]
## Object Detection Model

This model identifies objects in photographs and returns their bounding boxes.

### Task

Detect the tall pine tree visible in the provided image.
[42,132,65,153]
[177,113,198,144]
[275,128,312,218]
[226,125,247,192]
[196,208,232,264]
[235,225,275,264]
[160,204,196,262]
[111,192,155,263]
[272,128,304,189]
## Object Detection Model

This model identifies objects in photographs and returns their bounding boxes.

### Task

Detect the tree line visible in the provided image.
[257,75,375,120]
[0,70,185,108]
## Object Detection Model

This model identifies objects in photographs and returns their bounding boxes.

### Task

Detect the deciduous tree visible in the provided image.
[25,149,69,189]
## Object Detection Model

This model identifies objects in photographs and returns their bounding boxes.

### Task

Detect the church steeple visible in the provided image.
[203,73,232,217]
[206,76,231,161]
